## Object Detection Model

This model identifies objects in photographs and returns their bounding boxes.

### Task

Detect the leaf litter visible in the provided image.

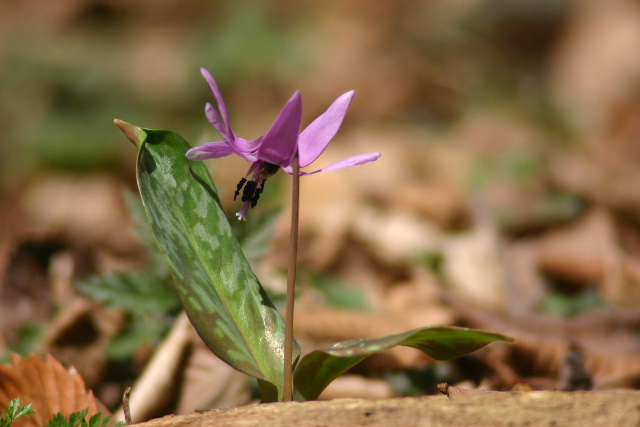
[1,0,640,423]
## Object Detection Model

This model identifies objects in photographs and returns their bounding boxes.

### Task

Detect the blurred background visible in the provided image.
[2,0,640,421]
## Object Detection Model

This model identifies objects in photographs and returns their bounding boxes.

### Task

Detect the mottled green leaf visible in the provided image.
[116,120,297,401]
[293,325,512,401]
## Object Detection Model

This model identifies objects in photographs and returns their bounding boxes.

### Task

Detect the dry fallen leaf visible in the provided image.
[550,0,640,136]
[115,313,252,424]
[535,208,613,286]
[0,353,108,427]
[319,375,393,400]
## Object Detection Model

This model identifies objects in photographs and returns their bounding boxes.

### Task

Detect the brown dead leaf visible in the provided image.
[536,208,614,286]
[446,294,640,389]
[0,354,108,427]
[443,221,508,310]
[612,254,640,307]
[530,207,640,306]
[550,0,640,136]
[21,174,138,252]
[381,267,456,338]
[117,313,252,424]
[551,149,640,217]
[351,208,443,265]
[502,241,548,313]
[175,328,252,414]
[319,375,393,400]
[38,297,121,390]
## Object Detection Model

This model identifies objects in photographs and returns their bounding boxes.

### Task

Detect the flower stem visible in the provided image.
[283,154,300,402]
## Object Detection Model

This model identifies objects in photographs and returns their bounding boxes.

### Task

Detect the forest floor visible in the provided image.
[2,1,640,426]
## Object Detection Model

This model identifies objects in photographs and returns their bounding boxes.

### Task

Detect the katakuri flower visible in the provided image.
[186,68,381,220]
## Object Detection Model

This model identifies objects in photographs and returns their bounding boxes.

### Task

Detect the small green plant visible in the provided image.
[115,120,512,402]
[46,409,125,427]
[0,398,36,427]
[78,189,281,360]
[113,67,513,403]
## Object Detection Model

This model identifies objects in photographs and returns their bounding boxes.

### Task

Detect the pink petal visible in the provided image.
[283,152,381,175]
[186,141,259,163]
[204,103,228,139]
[186,141,236,160]
[201,68,234,140]
[231,136,263,154]
[257,92,302,167]
[298,91,354,168]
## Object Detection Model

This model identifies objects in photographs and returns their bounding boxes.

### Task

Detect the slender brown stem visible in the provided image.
[283,154,300,402]
[123,387,132,424]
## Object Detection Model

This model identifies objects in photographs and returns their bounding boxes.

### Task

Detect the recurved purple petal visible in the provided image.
[284,152,381,175]
[298,91,354,168]
[204,103,227,139]
[201,68,233,140]
[257,91,302,167]
[186,141,236,160]
[231,136,262,154]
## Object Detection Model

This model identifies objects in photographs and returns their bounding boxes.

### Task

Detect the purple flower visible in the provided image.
[187,68,381,220]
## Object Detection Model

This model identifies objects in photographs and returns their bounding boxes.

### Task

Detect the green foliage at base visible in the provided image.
[46,409,124,427]
[0,399,35,427]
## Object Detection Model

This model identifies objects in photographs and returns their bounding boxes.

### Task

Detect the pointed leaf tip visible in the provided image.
[115,119,146,148]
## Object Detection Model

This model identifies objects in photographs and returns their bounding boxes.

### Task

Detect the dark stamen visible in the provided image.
[263,162,280,176]
[251,180,267,207]
[242,180,258,203]
[234,178,247,201]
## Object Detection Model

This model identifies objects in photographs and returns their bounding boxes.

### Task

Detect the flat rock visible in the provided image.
[133,390,640,427]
